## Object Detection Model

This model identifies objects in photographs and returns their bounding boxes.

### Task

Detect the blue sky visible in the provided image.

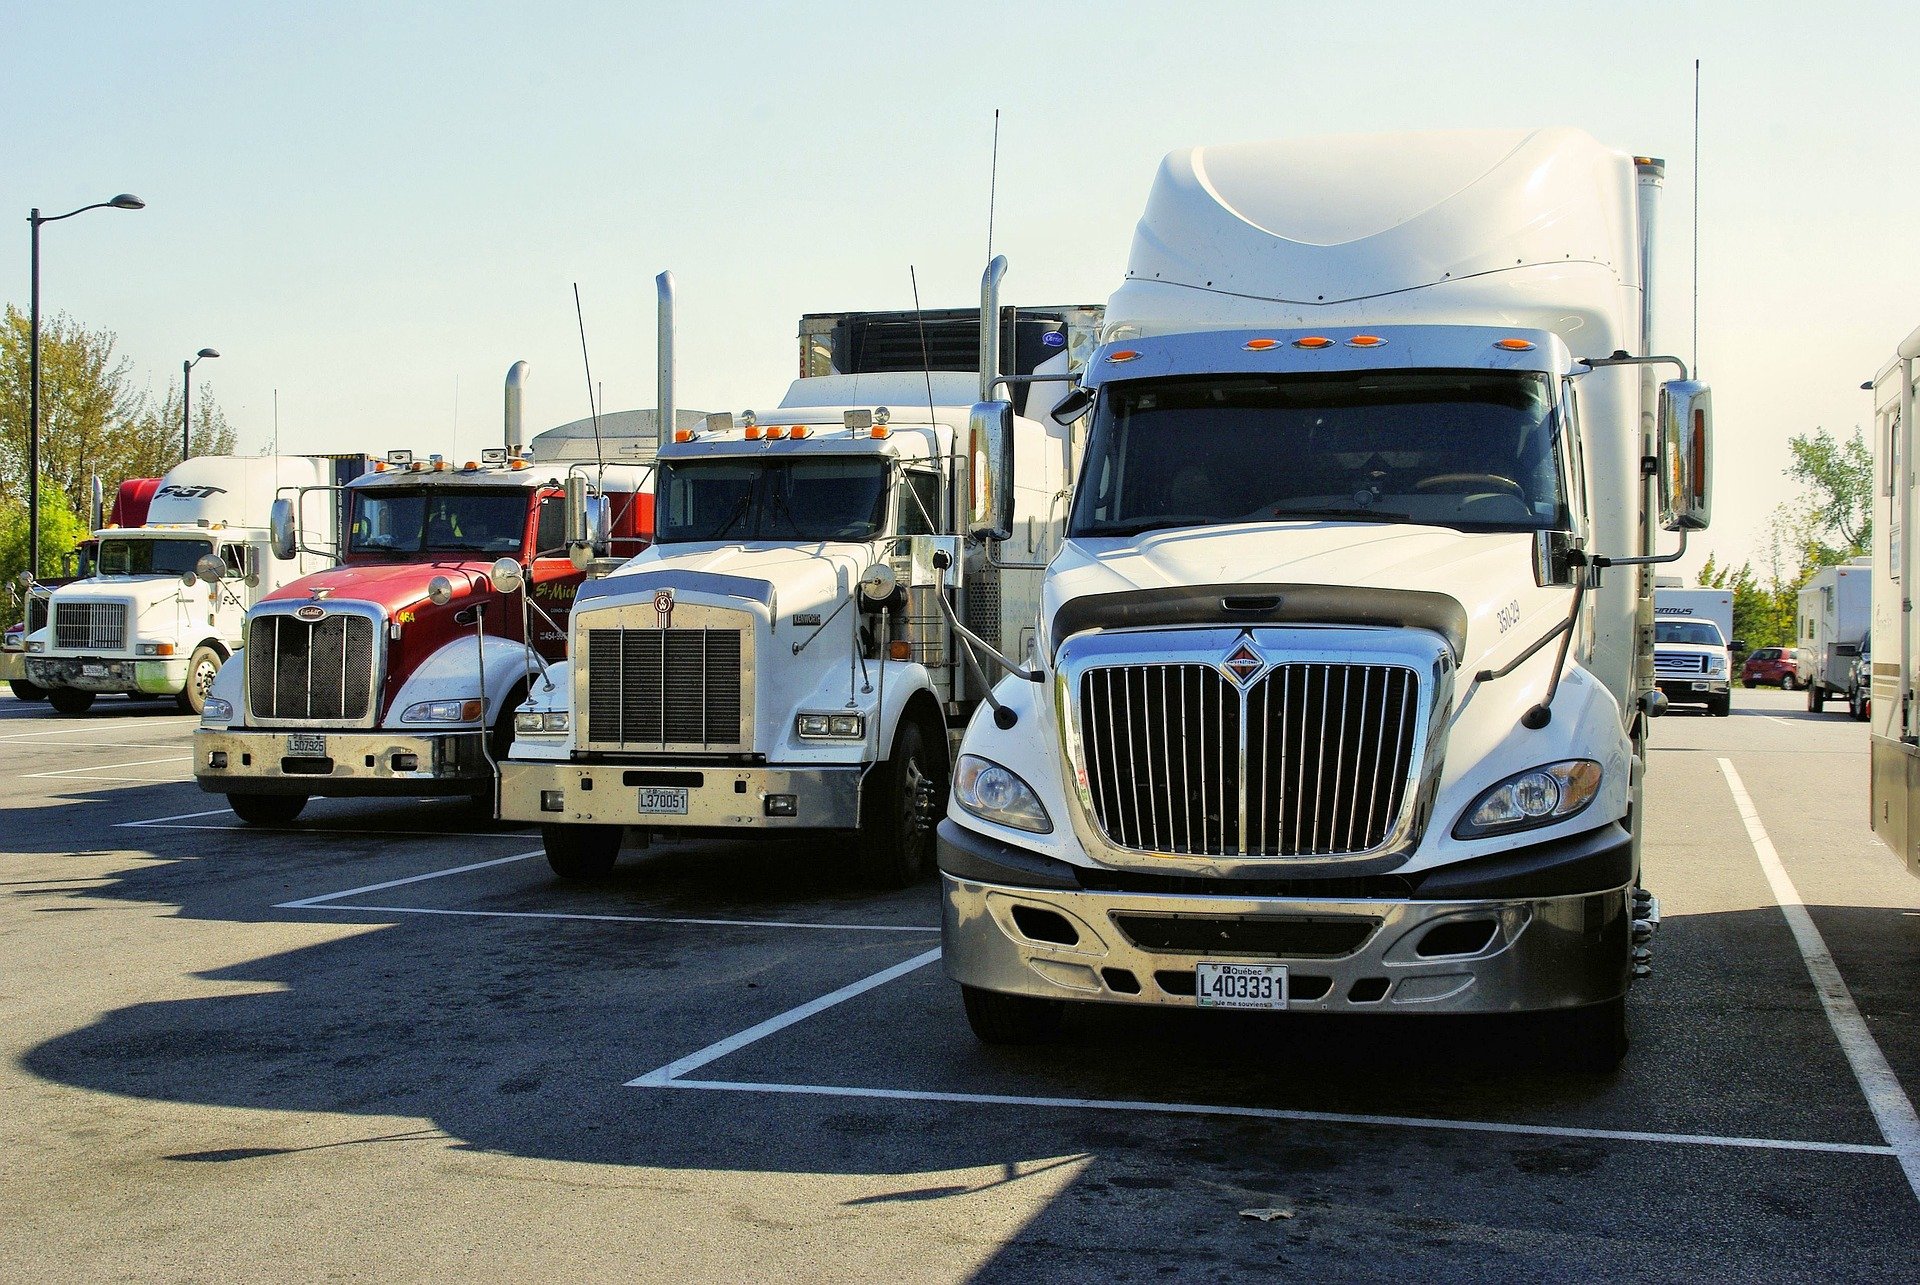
[4,1,1914,575]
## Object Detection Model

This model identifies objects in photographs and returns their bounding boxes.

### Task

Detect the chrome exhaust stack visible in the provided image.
[504,360,529,455]
[656,271,676,451]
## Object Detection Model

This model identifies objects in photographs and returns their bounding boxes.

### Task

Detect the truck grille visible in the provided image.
[585,628,743,749]
[1079,662,1419,858]
[1654,650,1708,675]
[246,613,377,723]
[53,601,128,651]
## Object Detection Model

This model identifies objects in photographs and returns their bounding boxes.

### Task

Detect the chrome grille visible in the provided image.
[26,591,50,635]
[1653,650,1708,675]
[1080,661,1418,859]
[246,613,377,724]
[53,601,128,651]
[585,628,743,748]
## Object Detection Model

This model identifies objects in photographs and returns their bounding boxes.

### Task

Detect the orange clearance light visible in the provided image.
[1106,349,1141,363]
[766,426,788,440]
[509,458,529,469]
[1347,335,1385,347]
[1495,338,1536,351]
[462,460,478,470]
[744,425,762,440]
[870,425,890,439]
[674,429,694,443]
[888,640,912,661]
[373,460,387,472]
[790,424,811,439]
[1292,336,1333,349]
[1243,337,1279,351]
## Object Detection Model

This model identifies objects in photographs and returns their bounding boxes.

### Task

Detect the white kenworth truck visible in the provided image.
[936,130,1715,1070]
[24,455,359,715]
[499,284,1101,885]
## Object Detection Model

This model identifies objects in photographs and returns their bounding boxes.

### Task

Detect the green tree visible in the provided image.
[1784,426,1872,560]
[1696,553,1783,649]
[0,482,90,589]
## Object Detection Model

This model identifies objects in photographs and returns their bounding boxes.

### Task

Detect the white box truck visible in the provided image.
[23,455,360,714]
[936,130,1714,1069]
[1652,586,1733,715]
[1870,329,1920,874]
[1797,559,1870,713]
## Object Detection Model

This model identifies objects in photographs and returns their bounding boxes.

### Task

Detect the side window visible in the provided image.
[1558,379,1589,533]
[1886,406,1902,580]
[535,496,566,557]
[895,471,942,536]
[220,544,246,575]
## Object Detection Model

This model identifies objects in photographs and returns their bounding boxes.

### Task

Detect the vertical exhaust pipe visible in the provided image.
[979,255,1007,403]
[89,475,104,532]
[656,271,676,451]
[1633,157,1665,357]
[503,360,529,454]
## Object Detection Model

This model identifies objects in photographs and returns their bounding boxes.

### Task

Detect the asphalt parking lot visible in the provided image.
[2,687,1917,1281]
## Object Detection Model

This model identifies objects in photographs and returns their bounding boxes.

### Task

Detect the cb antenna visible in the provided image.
[572,282,606,465]
[910,265,940,460]
[1692,58,1701,376]
[986,108,1000,264]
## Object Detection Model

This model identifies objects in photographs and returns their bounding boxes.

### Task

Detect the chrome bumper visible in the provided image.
[498,757,862,829]
[942,873,1631,1015]
[195,727,487,796]
[28,654,185,695]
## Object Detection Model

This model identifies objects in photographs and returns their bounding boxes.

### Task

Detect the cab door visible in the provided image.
[526,492,584,660]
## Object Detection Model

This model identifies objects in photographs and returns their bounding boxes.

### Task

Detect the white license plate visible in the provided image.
[1195,961,1288,1010]
[285,733,327,756]
[82,663,107,677]
[636,787,688,815]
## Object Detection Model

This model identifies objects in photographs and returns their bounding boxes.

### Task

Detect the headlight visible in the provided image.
[401,698,483,723]
[796,712,865,739]
[135,642,177,657]
[201,697,233,722]
[1453,760,1601,838]
[26,640,42,653]
[953,754,1052,834]
[514,710,569,734]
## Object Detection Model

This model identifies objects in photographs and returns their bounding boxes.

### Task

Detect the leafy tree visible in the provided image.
[0,482,90,590]
[1784,426,1872,559]
[1695,553,1784,649]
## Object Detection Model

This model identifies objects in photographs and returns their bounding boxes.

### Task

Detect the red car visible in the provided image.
[1740,646,1798,689]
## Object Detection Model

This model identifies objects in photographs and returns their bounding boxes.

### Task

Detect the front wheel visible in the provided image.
[8,679,48,701]
[227,793,307,826]
[47,688,95,715]
[1808,683,1826,713]
[1741,679,1756,690]
[960,984,1064,1045]
[176,645,223,715]
[854,720,946,889]
[1782,674,1797,691]
[542,823,622,880]
[1710,693,1731,717]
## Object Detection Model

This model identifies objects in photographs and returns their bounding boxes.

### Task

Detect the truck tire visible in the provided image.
[1808,683,1825,713]
[1535,995,1628,1073]
[1710,693,1730,717]
[227,793,307,825]
[176,645,223,715]
[47,688,94,715]
[854,720,944,889]
[542,823,622,880]
[960,984,1064,1045]
[9,679,48,701]
[1851,688,1870,721]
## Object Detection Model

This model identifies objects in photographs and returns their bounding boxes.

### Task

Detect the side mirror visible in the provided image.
[1658,380,1712,532]
[1532,530,1577,587]
[269,498,298,561]
[489,557,525,595]
[564,475,610,556]
[858,562,898,603]
[194,553,227,585]
[967,400,1015,541]
[426,575,454,607]
[1049,386,1094,426]
[1731,639,1747,652]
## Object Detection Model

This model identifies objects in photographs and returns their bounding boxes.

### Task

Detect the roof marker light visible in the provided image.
[1348,335,1385,347]
[744,425,762,440]
[870,425,890,440]
[1106,349,1141,363]
[674,429,695,443]
[462,460,478,471]
[790,425,811,439]
[1495,338,1536,351]
[765,426,788,440]
[373,461,387,472]
[1293,336,1333,349]
[1243,337,1279,351]
[509,458,529,470]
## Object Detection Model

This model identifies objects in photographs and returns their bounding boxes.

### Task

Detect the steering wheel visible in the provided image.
[1412,473,1524,499]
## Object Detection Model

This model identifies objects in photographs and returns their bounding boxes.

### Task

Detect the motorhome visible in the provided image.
[1868,333,1919,875]
[1796,559,1870,714]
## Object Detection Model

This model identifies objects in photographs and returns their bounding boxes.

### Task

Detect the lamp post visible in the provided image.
[182,348,219,461]
[27,194,144,578]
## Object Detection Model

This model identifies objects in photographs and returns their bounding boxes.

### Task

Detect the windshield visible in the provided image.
[1069,370,1568,538]
[349,489,529,558]
[655,457,891,543]
[1655,621,1726,646]
[96,537,212,577]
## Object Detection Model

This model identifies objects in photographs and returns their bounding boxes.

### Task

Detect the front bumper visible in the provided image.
[195,727,488,797]
[498,756,863,830]
[0,651,26,683]
[940,821,1632,1015]
[28,654,186,695]
[1656,677,1728,704]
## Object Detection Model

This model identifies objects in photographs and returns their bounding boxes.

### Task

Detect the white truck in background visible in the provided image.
[1797,559,1870,713]
[500,275,1101,885]
[24,456,360,715]
[1652,585,1733,716]
[1870,329,1920,875]
[937,130,1714,1070]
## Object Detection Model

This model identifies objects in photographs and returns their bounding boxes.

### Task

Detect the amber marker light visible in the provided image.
[1292,336,1333,349]
[790,425,811,439]
[1106,349,1141,363]
[888,640,911,661]
[870,425,890,439]
[1347,335,1385,347]
[765,426,788,440]
[1243,337,1279,351]
[744,426,762,440]
[673,430,694,442]
[1495,338,1536,351]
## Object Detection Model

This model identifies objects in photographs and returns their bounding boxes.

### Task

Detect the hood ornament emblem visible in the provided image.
[307,586,333,601]
[1221,637,1266,687]
[294,604,326,622]
[653,588,675,630]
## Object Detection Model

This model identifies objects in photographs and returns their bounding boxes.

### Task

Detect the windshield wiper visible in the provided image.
[1262,505,1412,524]
[1078,516,1218,538]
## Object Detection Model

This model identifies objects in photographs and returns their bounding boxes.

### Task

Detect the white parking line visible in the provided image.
[115,807,236,827]
[0,720,198,741]
[1719,758,1920,1200]
[299,903,939,933]
[277,852,544,908]
[25,754,191,779]
[628,948,1898,1161]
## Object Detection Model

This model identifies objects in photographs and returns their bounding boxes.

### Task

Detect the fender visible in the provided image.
[390,633,545,727]
[867,661,947,768]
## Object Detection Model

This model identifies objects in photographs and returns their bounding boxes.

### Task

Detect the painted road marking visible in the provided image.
[629,949,1898,1160]
[115,807,240,827]
[1719,757,1920,1200]
[25,754,190,779]
[302,903,938,934]
[277,853,546,908]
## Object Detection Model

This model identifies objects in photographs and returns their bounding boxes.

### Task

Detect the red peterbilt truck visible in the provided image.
[192,364,657,824]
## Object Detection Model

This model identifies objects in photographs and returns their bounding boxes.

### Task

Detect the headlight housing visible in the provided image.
[200,697,233,722]
[401,698,483,723]
[953,754,1052,834]
[796,712,865,739]
[514,710,569,735]
[135,641,176,657]
[26,640,43,653]
[1453,760,1601,839]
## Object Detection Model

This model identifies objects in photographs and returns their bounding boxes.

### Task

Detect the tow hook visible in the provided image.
[1630,888,1660,979]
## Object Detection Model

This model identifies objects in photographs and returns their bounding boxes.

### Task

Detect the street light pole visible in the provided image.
[182,348,219,462]
[25,195,144,580]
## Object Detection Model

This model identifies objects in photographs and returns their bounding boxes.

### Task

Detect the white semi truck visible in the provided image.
[1869,333,1918,875]
[1652,585,1734,716]
[936,130,1714,1069]
[499,276,1101,884]
[23,456,358,715]
[1796,559,1870,714]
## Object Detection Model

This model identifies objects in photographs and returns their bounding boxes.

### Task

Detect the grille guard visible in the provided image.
[1054,625,1455,878]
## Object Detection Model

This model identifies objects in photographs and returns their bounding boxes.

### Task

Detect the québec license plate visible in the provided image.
[1194,961,1288,1010]
[285,733,326,756]
[636,787,688,815]
[82,663,107,677]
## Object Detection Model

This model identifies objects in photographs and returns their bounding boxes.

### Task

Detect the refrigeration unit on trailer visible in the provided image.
[194,364,655,825]
[23,456,359,715]
[1796,559,1870,713]
[1869,330,1920,875]
[499,272,1102,885]
[1652,585,1733,715]
[936,130,1715,1069]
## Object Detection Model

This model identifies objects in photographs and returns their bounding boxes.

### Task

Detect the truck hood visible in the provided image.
[263,559,500,616]
[1047,522,1567,679]
[600,541,875,617]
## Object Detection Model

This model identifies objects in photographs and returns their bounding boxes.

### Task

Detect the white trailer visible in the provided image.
[1652,586,1733,715]
[937,130,1714,1069]
[1871,330,1919,873]
[1797,559,1870,713]
[23,455,360,714]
